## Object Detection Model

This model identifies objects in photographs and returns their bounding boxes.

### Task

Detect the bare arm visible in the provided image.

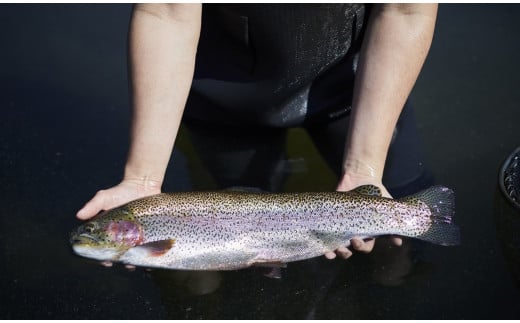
[77,4,201,219]
[329,4,438,258]
[126,3,201,186]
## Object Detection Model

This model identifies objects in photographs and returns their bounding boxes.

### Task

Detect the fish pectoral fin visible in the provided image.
[135,239,176,257]
[350,185,382,196]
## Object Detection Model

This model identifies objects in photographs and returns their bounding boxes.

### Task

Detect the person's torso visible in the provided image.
[189,3,368,127]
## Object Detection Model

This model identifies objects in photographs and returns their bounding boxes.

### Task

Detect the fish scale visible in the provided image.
[70,185,460,271]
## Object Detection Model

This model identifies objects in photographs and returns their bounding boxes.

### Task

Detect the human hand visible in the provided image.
[324,169,402,260]
[76,178,162,220]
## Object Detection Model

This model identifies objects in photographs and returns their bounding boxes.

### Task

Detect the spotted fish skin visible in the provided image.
[70,185,459,270]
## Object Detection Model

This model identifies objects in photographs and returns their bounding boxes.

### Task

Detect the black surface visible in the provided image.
[1,4,520,319]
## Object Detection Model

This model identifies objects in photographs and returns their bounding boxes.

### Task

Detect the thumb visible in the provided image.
[76,191,109,220]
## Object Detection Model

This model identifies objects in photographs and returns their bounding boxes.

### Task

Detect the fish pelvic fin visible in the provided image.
[400,185,461,246]
[262,266,283,279]
[252,261,287,279]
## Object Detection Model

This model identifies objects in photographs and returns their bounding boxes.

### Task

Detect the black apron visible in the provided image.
[187,4,368,127]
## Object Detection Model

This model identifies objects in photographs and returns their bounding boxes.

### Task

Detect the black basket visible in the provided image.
[499,146,520,209]
[495,146,520,288]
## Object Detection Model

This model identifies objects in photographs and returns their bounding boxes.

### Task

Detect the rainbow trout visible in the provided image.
[70,185,460,270]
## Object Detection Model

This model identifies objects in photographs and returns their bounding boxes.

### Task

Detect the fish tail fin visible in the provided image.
[400,185,461,246]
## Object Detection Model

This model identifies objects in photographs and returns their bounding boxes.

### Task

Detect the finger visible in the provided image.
[351,238,375,253]
[336,246,353,259]
[324,251,337,259]
[100,261,113,267]
[125,265,136,271]
[391,236,403,246]
[76,191,108,220]
[76,200,102,220]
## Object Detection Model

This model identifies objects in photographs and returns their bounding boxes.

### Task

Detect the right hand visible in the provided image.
[324,168,402,260]
[76,178,162,220]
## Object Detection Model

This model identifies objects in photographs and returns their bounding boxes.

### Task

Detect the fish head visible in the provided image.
[70,207,143,261]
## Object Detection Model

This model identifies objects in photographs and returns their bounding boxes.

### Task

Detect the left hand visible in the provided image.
[324,172,402,260]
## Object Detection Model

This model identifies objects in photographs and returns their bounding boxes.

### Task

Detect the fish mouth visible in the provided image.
[70,233,101,246]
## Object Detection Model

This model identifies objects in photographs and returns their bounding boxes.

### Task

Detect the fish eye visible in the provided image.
[84,222,98,233]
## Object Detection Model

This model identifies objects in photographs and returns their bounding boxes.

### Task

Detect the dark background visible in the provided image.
[1,4,520,319]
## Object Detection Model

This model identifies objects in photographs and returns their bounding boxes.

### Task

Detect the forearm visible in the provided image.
[125,4,201,186]
[338,4,437,190]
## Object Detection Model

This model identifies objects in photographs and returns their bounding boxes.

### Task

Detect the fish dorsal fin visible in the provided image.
[137,239,175,257]
[226,186,267,193]
[351,185,382,196]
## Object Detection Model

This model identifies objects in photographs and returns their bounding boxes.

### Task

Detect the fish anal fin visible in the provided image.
[139,239,176,257]
[253,260,287,268]
[351,185,382,196]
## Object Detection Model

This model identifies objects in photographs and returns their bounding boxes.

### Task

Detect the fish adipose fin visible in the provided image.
[400,186,461,246]
[351,185,382,196]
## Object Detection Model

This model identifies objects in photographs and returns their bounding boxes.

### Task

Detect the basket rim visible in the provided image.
[499,146,520,210]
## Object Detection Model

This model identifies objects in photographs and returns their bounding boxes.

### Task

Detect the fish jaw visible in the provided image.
[72,244,122,262]
[70,229,131,262]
